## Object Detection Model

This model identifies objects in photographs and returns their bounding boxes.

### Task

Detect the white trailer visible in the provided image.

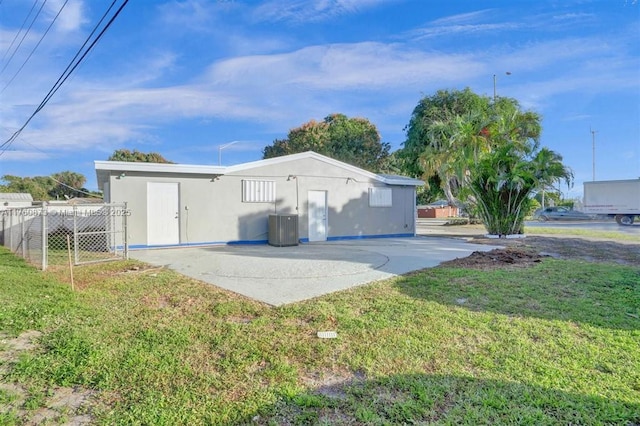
[583,179,640,226]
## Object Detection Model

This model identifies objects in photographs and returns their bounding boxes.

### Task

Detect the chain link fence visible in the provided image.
[1,203,128,270]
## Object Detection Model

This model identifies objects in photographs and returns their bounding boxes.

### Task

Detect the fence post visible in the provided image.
[20,214,26,258]
[7,211,13,250]
[73,205,79,264]
[41,204,47,271]
[123,202,129,260]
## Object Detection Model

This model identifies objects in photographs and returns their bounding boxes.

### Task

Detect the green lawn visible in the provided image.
[0,246,639,425]
[525,225,639,242]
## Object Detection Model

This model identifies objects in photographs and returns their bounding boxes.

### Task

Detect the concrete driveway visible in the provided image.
[131,237,500,306]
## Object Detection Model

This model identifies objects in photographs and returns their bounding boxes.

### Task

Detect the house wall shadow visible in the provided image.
[239,373,639,424]
[228,197,640,331]
[393,261,640,331]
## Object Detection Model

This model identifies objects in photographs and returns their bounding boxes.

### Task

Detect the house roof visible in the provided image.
[94,151,424,188]
[0,193,33,202]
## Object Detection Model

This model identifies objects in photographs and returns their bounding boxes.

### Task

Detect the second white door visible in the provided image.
[308,190,327,242]
[147,182,180,246]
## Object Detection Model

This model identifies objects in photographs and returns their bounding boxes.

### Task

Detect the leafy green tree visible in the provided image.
[1,171,92,200]
[108,149,173,163]
[401,89,542,205]
[402,87,572,234]
[402,89,489,196]
[0,175,53,200]
[263,113,390,172]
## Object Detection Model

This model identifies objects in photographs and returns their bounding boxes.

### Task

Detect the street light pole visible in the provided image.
[493,71,511,101]
[590,128,597,181]
[493,74,497,101]
[218,141,240,165]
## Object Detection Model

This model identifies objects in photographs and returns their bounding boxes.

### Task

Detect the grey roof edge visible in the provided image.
[377,174,425,186]
[94,151,424,187]
[94,161,226,174]
[0,193,34,201]
[221,151,424,186]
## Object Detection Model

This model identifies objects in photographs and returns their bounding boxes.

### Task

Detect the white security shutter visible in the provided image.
[242,180,276,202]
[369,187,392,207]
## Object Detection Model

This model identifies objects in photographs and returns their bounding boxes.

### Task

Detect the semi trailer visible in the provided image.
[583,179,640,226]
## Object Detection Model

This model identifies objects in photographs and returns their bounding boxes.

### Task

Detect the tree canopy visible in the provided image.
[401,87,572,234]
[108,149,173,163]
[49,171,87,200]
[401,88,542,204]
[263,113,391,172]
[0,171,92,201]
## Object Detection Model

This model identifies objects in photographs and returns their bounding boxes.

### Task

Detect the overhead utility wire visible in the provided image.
[0,0,129,157]
[28,0,121,117]
[48,176,102,198]
[0,0,40,63]
[0,0,48,75]
[1,0,70,95]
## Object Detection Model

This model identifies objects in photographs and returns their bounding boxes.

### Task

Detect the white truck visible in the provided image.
[583,179,640,226]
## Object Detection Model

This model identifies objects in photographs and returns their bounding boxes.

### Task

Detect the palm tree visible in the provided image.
[468,145,573,236]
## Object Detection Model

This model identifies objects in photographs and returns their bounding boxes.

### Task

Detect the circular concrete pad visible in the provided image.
[130,237,503,306]
[199,245,390,279]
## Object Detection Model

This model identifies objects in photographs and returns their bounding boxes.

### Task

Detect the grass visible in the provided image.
[0,247,639,424]
[525,225,639,241]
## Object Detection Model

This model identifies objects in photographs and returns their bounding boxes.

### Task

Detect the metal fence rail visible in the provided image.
[1,203,128,270]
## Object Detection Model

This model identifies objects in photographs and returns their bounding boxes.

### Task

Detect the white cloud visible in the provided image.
[429,10,493,26]
[1,20,637,163]
[0,149,51,161]
[156,0,237,33]
[206,42,482,91]
[46,0,86,32]
[252,0,393,23]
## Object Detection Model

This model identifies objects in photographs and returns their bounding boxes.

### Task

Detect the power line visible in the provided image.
[0,0,70,95]
[0,0,48,75]
[0,0,130,157]
[0,0,40,63]
[48,175,102,198]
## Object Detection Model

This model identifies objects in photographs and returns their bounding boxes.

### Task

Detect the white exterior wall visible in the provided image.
[104,156,417,248]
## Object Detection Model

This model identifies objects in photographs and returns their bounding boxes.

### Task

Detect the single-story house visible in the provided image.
[95,151,424,249]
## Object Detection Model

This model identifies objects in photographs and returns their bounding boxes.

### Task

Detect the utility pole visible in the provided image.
[590,128,597,181]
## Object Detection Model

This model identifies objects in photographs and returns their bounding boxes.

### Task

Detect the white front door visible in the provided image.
[147,182,180,245]
[308,190,327,242]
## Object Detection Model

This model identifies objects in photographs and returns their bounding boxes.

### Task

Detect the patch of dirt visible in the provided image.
[440,235,640,269]
[301,369,366,400]
[439,247,548,270]
[0,331,97,425]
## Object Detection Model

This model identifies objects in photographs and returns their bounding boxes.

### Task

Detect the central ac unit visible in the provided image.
[268,214,299,246]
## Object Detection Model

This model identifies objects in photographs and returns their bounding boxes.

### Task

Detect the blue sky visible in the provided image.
[1,0,638,198]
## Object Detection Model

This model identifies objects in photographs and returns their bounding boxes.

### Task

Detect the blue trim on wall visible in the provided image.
[227,240,269,245]
[299,233,414,243]
[128,239,268,250]
[127,233,414,250]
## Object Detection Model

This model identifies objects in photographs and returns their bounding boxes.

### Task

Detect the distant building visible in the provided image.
[417,201,459,218]
[0,193,33,211]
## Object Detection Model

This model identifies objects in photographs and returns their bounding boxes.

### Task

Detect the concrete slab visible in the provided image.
[130,237,501,306]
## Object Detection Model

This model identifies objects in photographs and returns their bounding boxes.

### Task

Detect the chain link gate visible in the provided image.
[1,203,128,270]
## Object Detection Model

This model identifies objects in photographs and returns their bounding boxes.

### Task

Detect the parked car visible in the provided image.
[534,206,593,221]
[425,199,450,208]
